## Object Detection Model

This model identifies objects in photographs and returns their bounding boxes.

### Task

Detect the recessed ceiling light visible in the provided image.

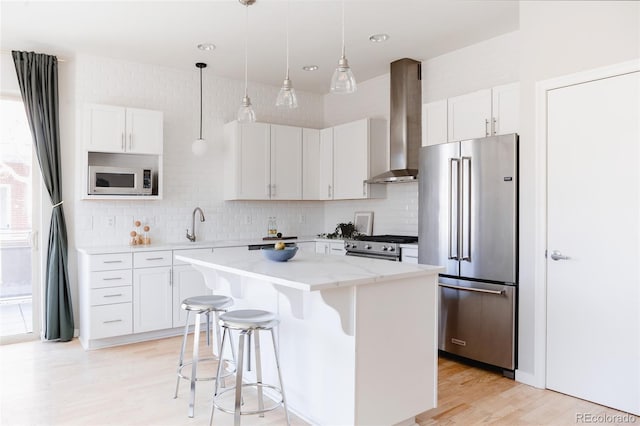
[369,33,390,43]
[197,43,216,51]
[302,65,319,71]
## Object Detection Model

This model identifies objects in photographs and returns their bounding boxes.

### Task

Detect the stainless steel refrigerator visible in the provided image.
[418,133,518,375]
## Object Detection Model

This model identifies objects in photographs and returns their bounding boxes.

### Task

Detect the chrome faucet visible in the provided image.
[186,207,205,242]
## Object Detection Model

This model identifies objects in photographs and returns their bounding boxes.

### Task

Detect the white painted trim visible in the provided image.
[533,59,640,389]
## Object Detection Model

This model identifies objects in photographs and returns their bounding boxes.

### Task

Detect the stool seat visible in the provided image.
[219,309,279,330]
[181,295,233,312]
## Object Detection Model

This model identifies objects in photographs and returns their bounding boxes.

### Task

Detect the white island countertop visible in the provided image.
[175,250,443,292]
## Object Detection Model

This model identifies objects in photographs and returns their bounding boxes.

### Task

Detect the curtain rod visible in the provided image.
[1,50,66,62]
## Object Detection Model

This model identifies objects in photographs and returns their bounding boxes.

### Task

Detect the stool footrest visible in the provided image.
[177,358,234,382]
[213,383,284,416]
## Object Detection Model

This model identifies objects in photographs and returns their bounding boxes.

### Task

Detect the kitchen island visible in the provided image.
[175,250,443,426]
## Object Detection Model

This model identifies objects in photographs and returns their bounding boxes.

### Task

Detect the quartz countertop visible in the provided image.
[76,236,320,255]
[175,250,443,292]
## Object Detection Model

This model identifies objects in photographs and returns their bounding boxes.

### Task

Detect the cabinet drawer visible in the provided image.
[173,248,213,266]
[91,286,133,306]
[133,250,172,268]
[90,303,132,339]
[401,247,419,264]
[90,253,132,271]
[90,269,132,289]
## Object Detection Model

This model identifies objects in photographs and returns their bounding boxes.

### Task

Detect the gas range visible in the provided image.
[344,235,418,261]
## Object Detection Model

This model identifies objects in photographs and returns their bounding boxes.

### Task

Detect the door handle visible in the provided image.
[550,250,570,261]
[460,157,471,262]
[448,158,460,260]
[439,283,504,295]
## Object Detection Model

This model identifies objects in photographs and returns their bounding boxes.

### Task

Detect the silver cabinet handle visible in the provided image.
[439,283,504,295]
[103,293,123,298]
[103,319,123,324]
[460,157,472,262]
[129,133,133,151]
[121,133,125,151]
[550,250,570,261]
[102,277,122,281]
[492,117,497,135]
[362,182,367,197]
[145,257,164,261]
[328,184,332,198]
[103,260,123,264]
[448,158,460,260]
[485,119,490,137]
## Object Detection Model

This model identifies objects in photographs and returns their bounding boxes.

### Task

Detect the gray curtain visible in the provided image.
[12,51,74,341]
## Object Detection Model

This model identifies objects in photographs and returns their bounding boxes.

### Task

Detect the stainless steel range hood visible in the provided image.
[366,58,422,184]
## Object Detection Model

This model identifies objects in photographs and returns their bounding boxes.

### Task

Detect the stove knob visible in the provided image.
[382,246,388,251]
[345,243,351,249]
[388,246,395,252]
[364,244,371,250]
[351,243,357,249]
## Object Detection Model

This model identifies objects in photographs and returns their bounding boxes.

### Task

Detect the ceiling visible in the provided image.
[1,1,519,94]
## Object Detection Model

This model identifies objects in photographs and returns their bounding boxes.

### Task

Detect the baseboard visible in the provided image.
[515,369,545,388]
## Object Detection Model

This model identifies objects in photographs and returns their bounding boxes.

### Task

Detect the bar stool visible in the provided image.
[174,295,234,418]
[210,309,290,426]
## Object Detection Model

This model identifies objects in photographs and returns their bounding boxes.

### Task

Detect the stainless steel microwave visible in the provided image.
[88,166,153,195]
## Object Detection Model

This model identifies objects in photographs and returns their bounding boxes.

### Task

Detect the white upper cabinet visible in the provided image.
[332,118,386,200]
[318,128,334,200]
[224,121,302,200]
[448,89,493,141]
[491,83,519,135]
[302,128,321,200]
[270,124,302,200]
[446,83,520,142]
[83,104,163,154]
[423,99,448,146]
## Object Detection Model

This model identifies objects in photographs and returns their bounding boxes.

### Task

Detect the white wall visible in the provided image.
[517,0,640,384]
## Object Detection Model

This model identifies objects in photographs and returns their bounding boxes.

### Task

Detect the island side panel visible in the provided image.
[354,274,438,425]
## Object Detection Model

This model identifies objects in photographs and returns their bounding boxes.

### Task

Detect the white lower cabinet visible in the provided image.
[89,302,133,339]
[401,247,419,264]
[315,241,345,255]
[133,265,173,333]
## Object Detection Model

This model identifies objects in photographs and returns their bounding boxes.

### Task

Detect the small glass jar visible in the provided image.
[268,217,278,237]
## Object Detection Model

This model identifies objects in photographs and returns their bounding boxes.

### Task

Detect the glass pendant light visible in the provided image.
[192,62,208,156]
[237,0,256,122]
[330,0,357,94]
[275,1,298,108]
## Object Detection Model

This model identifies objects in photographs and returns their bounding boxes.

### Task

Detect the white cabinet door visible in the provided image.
[133,266,173,333]
[84,104,126,152]
[423,100,448,146]
[270,124,302,200]
[401,247,419,264]
[125,108,163,154]
[296,242,315,254]
[302,128,321,200]
[491,83,519,136]
[546,71,639,415]
[333,119,368,200]
[315,242,330,254]
[447,89,492,141]
[236,122,271,199]
[318,128,334,200]
[329,242,346,255]
[172,265,210,327]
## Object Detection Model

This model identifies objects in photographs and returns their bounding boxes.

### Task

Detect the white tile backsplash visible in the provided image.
[73,55,324,247]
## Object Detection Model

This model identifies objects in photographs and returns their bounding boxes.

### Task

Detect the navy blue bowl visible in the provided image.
[261,246,298,262]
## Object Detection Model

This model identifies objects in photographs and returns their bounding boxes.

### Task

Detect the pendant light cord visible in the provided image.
[244,3,249,98]
[285,0,290,79]
[199,67,203,139]
[341,0,345,58]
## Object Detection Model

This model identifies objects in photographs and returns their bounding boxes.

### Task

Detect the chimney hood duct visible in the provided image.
[366,58,422,184]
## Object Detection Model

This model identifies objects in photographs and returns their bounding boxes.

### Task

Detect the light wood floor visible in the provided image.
[0,335,633,425]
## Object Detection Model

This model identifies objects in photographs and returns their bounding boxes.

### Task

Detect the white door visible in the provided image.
[546,71,639,415]
[319,128,334,200]
[302,128,320,200]
[125,108,163,154]
[133,266,173,333]
[270,124,302,200]
[491,83,519,136]
[423,99,448,146]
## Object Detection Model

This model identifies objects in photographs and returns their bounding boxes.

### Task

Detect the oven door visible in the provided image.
[345,251,399,261]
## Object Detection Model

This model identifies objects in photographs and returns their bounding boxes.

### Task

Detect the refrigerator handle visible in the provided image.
[448,158,460,260]
[461,156,472,261]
